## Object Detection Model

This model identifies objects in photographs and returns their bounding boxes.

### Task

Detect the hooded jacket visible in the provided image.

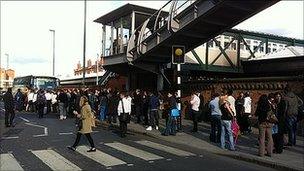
[284,92,303,116]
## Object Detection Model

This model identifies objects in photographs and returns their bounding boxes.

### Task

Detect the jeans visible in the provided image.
[59,103,66,118]
[163,116,176,135]
[135,105,142,123]
[149,110,159,128]
[221,120,235,150]
[99,105,106,121]
[210,115,222,143]
[5,109,15,126]
[286,115,297,145]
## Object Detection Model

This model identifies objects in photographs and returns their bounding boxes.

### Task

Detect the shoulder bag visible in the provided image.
[119,100,130,123]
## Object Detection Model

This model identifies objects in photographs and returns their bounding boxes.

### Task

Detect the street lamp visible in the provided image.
[82,0,87,86]
[49,29,55,76]
[5,53,9,69]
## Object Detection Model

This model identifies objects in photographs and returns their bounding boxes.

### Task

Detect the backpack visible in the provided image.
[37,93,46,105]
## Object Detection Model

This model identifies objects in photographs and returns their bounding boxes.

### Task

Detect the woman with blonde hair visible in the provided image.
[68,96,96,152]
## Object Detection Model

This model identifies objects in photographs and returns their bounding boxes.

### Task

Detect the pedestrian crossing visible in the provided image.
[0,153,24,171]
[105,142,164,161]
[31,149,81,171]
[0,140,197,170]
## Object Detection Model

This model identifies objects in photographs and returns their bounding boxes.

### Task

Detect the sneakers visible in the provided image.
[67,146,76,151]
[87,148,96,152]
[156,126,159,130]
[146,126,152,131]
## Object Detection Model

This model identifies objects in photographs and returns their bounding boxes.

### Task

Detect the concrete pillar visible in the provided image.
[120,18,124,53]
[126,72,130,91]
[102,25,106,56]
[110,22,114,55]
[131,11,135,34]
[157,67,164,91]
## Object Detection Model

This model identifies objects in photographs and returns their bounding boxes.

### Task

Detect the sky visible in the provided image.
[1,1,303,78]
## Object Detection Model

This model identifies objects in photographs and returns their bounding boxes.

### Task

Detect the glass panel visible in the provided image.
[34,77,58,90]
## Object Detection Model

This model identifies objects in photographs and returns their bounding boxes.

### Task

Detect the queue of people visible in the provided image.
[2,85,303,157]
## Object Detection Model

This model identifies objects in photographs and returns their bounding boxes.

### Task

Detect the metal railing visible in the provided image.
[126,0,197,61]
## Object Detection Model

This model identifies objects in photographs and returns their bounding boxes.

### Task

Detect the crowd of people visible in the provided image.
[200,86,303,157]
[2,85,303,156]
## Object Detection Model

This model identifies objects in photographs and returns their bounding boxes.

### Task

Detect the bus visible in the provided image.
[13,75,60,94]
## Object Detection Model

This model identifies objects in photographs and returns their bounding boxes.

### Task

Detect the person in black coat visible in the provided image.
[273,92,287,154]
[3,88,15,127]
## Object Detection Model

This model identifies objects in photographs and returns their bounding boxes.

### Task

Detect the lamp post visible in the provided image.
[49,29,55,76]
[96,53,99,85]
[82,0,87,86]
[5,53,9,69]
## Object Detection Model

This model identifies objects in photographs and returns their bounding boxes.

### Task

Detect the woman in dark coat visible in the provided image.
[255,94,274,157]
[273,92,287,154]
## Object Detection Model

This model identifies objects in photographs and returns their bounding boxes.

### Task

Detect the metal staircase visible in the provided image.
[126,0,280,64]
[98,71,116,86]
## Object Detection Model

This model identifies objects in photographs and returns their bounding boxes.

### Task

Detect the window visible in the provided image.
[208,42,214,48]
[215,41,221,47]
[246,40,251,45]
[273,48,277,52]
[259,46,264,52]
[224,36,230,39]
[267,48,271,52]
[253,46,258,51]
[254,41,258,44]
[224,42,230,48]
[240,44,244,50]
[273,44,277,47]
[231,43,236,50]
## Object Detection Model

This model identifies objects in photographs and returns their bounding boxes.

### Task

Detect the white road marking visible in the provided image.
[0,153,24,171]
[127,164,134,167]
[25,123,48,137]
[105,142,163,161]
[135,140,195,157]
[31,149,81,171]
[76,146,126,167]
[19,116,30,123]
[1,136,19,140]
[59,132,74,135]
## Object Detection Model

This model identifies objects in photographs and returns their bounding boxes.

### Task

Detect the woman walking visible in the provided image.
[255,94,274,157]
[68,96,96,152]
[118,92,131,138]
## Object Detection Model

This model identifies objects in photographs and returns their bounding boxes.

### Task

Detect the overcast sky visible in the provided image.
[1,1,303,77]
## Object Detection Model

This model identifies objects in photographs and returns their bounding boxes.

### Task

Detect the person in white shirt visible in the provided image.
[227,89,236,116]
[243,91,252,133]
[190,92,200,132]
[32,90,38,112]
[26,90,35,112]
[45,90,52,114]
[51,91,58,113]
[117,92,131,138]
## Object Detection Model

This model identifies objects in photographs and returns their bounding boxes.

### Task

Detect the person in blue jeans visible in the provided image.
[284,86,303,146]
[219,91,235,151]
[209,93,222,143]
[162,92,177,136]
[98,91,108,121]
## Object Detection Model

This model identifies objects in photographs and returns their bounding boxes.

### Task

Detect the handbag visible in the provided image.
[171,108,180,117]
[76,118,82,131]
[266,109,278,123]
[231,118,240,143]
[119,99,130,123]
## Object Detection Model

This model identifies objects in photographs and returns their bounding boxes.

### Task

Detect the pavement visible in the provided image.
[0,107,278,170]
[103,117,304,171]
